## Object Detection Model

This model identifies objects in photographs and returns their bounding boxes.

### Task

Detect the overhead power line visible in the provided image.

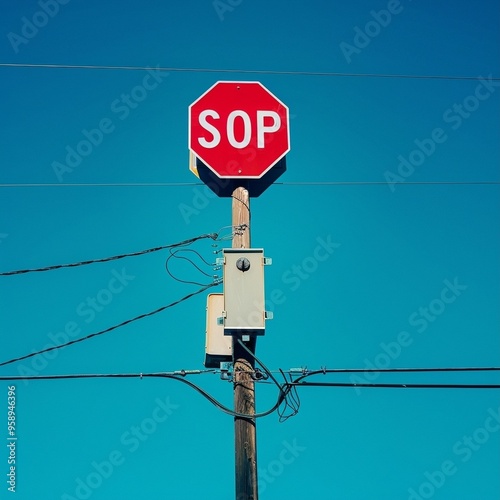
[0,63,498,81]
[279,181,500,186]
[290,382,500,389]
[0,232,217,276]
[0,371,288,419]
[0,181,498,188]
[3,366,498,378]
[0,371,215,380]
[1,367,498,423]
[0,183,200,187]
[0,282,220,368]
[292,366,500,374]
[289,367,500,389]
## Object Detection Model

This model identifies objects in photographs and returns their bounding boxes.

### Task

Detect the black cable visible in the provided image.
[231,191,251,239]
[171,248,214,268]
[278,369,300,422]
[292,367,500,382]
[288,382,500,389]
[0,282,218,368]
[165,254,209,286]
[166,373,285,418]
[214,225,237,241]
[231,195,251,214]
[236,339,284,393]
[1,63,498,81]
[277,181,500,186]
[1,370,498,421]
[165,248,216,286]
[0,371,215,381]
[0,233,217,276]
[236,339,294,421]
[1,181,498,188]
[0,371,284,419]
[289,367,500,390]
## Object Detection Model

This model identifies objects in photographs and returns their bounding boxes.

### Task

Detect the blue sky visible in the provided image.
[0,1,499,499]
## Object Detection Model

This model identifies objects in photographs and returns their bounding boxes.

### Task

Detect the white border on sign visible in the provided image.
[188,81,290,179]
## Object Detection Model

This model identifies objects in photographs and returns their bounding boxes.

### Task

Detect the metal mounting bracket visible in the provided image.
[220,361,233,381]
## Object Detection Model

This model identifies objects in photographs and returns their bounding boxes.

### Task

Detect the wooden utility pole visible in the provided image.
[231,186,258,500]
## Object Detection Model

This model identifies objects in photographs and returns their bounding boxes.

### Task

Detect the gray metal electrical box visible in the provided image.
[222,248,270,336]
[204,293,232,368]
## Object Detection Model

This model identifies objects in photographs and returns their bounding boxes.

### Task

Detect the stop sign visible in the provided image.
[189,81,290,179]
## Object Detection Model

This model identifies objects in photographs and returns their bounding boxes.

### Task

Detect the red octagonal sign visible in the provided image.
[189,81,290,179]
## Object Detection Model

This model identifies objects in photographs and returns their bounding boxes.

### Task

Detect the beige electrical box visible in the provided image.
[204,293,232,368]
[222,248,270,336]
